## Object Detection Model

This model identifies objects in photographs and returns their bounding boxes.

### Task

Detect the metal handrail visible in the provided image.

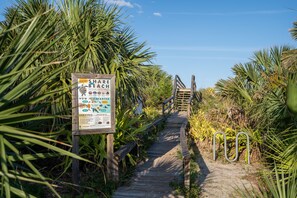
[213,131,250,164]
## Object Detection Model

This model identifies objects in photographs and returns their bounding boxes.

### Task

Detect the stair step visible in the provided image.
[176,88,192,112]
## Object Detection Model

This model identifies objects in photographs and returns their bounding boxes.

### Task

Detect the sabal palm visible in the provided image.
[58,0,155,108]
[0,9,90,198]
[216,45,297,195]
[5,0,155,114]
[216,46,293,129]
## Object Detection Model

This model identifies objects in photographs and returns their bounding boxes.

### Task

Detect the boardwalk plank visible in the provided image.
[113,112,187,198]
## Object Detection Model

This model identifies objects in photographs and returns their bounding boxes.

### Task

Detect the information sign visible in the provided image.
[72,74,115,134]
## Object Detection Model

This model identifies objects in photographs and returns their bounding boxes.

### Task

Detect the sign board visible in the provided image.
[72,73,115,135]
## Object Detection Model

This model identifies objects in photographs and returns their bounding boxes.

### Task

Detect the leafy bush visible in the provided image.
[189,110,215,142]
[0,9,90,197]
[142,65,173,108]
[143,106,161,121]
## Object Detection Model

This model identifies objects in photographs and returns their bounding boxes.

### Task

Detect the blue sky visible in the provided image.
[105,0,297,88]
[1,0,297,88]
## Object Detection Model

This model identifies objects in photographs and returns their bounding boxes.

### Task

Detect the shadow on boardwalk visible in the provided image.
[191,142,210,186]
[112,112,187,198]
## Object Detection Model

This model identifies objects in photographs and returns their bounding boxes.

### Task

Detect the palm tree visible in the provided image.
[58,0,155,108]
[0,0,158,196]
[141,65,173,108]
[282,21,297,115]
[0,9,89,198]
[216,46,293,130]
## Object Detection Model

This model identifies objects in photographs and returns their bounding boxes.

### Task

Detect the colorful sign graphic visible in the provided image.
[77,78,112,129]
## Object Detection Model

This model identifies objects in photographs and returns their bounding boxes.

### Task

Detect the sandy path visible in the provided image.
[193,142,261,198]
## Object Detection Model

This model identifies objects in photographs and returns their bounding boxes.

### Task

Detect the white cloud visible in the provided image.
[134,3,143,14]
[134,3,142,9]
[104,0,134,8]
[153,12,162,17]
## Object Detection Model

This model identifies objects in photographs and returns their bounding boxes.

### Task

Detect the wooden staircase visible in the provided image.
[176,88,191,111]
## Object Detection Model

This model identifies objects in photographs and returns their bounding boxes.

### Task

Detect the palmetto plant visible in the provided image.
[58,0,155,108]
[216,46,294,130]
[0,8,90,198]
[0,0,160,197]
[142,65,173,108]
[215,44,297,196]
[237,164,297,198]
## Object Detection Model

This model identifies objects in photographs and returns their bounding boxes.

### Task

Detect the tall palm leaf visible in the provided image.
[289,20,297,40]
[0,9,90,198]
[57,0,155,109]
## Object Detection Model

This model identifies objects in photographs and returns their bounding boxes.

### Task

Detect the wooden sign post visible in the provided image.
[71,73,116,186]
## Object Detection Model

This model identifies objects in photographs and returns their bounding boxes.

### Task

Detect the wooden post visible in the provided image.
[72,135,80,185]
[71,73,80,187]
[184,156,190,189]
[114,156,119,182]
[107,134,117,181]
[187,102,191,118]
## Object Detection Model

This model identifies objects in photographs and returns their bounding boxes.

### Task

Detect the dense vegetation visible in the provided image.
[189,20,297,197]
[1,0,296,197]
[0,0,172,197]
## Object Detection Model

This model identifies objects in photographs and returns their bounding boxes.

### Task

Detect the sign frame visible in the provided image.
[72,73,116,135]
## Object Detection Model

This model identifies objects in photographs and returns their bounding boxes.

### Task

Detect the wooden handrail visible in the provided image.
[113,74,196,185]
[113,117,165,181]
[186,75,197,117]
[176,75,186,89]
[163,95,174,104]
[114,142,137,162]
[163,75,187,116]
[180,120,190,188]
[172,75,186,98]
[162,95,174,116]
[182,74,201,188]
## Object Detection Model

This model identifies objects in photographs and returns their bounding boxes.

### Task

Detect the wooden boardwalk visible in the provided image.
[113,112,187,198]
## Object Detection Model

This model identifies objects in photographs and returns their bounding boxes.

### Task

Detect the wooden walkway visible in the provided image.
[113,112,187,198]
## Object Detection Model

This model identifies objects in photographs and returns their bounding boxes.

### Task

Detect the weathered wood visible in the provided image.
[113,113,187,198]
[71,74,80,187]
[180,121,189,156]
[72,135,80,185]
[175,75,186,89]
[163,95,174,104]
[107,134,117,181]
[114,142,137,162]
[187,95,193,117]
[183,156,191,189]
[162,96,174,116]
[113,74,198,196]
[141,117,165,139]
[180,120,191,189]
[113,117,166,181]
